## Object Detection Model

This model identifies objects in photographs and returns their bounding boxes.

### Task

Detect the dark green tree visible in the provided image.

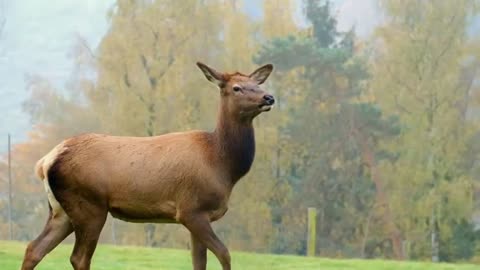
[254,0,402,258]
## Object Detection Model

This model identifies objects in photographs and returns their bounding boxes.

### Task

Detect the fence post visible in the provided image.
[7,133,13,240]
[111,217,117,245]
[307,207,316,257]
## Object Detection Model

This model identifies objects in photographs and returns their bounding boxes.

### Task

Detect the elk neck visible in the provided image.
[213,101,256,184]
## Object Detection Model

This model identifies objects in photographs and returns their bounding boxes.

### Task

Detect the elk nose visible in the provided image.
[263,95,275,105]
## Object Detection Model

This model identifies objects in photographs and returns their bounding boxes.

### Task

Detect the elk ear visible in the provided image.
[249,64,273,85]
[196,62,225,86]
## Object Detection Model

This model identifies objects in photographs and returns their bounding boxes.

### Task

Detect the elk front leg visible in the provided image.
[181,213,231,270]
[191,233,207,270]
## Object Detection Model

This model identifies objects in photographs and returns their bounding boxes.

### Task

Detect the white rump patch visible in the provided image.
[43,179,67,218]
[41,143,69,219]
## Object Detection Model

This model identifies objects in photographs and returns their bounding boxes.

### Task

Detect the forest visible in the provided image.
[1,0,480,263]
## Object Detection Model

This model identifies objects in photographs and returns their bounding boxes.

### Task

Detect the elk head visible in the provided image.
[197,62,275,122]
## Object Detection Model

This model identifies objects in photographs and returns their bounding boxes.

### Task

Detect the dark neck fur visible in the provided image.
[213,104,255,185]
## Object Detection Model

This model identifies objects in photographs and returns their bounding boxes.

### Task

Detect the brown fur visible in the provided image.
[21,62,274,270]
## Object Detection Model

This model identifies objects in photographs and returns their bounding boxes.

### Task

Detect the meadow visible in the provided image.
[0,241,478,270]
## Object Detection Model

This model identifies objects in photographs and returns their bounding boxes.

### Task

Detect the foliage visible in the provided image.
[372,0,480,261]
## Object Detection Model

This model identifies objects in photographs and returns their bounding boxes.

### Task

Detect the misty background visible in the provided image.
[0,0,380,151]
[2,0,480,264]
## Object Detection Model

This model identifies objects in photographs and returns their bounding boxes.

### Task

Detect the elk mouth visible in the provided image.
[259,104,272,112]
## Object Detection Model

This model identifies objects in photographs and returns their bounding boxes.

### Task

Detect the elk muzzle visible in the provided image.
[259,94,275,111]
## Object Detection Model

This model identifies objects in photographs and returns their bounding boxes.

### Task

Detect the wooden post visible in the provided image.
[7,133,13,240]
[307,207,316,257]
[111,217,117,245]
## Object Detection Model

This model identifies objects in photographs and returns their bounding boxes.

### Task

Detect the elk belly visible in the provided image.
[108,200,178,224]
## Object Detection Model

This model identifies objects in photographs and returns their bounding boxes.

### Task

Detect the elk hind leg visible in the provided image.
[21,206,73,270]
[69,207,107,270]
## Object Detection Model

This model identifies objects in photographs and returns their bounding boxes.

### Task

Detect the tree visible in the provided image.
[372,0,480,261]
[262,0,297,39]
[254,0,397,257]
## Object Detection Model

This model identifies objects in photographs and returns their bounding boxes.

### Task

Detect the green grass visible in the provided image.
[0,240,478,270]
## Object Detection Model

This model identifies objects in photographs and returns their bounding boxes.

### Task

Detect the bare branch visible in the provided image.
[0,19,4,38]
[454,61,479,121]
[156,28,194,79]
[75,34,97,60]
[120,64,147,106]
[0,0,6,39]
[429,14,458,81]
[385,65,426,105]
[393,94,413,114]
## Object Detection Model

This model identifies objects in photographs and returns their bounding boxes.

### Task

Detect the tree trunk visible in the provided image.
[431,212,440,262]
[146,103,156,137]
[360,210,372,258]
[144,224,156,247]
[111,217,117,245]
[361,139,404,260]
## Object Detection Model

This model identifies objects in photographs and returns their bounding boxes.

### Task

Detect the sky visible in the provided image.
[0,0,115,152]
[0,0,380,153]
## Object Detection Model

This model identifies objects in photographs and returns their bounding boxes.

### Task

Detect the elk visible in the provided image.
[21,62,275,270]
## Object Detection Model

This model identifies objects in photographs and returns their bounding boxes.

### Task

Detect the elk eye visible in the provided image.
[233,86,242,92]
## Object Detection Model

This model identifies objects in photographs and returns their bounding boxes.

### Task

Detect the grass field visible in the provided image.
[1,241,478,270]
